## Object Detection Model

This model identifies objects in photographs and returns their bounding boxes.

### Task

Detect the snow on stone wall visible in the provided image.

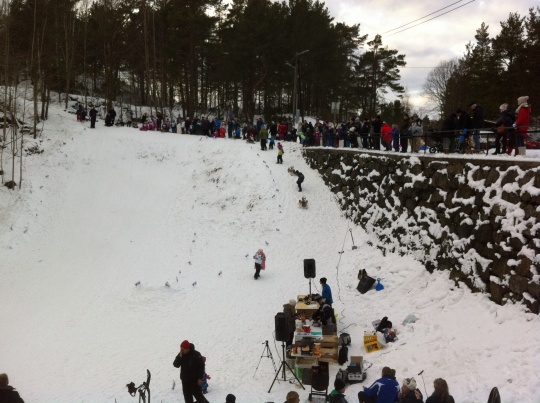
[304,149,540,314]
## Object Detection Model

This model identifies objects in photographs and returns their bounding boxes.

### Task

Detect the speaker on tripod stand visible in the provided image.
[304,259,316,295]
[268,313,305,393]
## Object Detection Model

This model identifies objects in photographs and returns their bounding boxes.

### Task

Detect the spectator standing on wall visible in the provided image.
[469,103,484,151]
[400,114,411,153]
[514,96,530,156]
[372,115,383,150]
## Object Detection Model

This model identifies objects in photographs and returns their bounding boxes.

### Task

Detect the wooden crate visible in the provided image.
[319,347,338,363]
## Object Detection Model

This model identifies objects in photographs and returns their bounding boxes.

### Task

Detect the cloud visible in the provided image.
[223,0,537,109]
[322,0,536,108]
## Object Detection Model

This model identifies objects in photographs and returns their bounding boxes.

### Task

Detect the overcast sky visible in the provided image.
[225,0,538,113]
[323,0,538,112]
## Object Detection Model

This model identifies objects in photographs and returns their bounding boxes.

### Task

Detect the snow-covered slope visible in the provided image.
[1,105,539,403]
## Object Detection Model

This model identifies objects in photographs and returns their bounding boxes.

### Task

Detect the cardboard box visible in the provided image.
[348,356,363,372]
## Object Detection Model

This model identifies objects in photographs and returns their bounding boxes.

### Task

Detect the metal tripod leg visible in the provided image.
[254,340,276,378]
[268,343,305,393]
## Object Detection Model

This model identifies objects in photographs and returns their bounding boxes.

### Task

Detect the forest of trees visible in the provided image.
[423,7,540,124]
[0,0,409,126]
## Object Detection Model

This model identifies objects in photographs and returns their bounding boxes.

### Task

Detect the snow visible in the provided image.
[1,102,540,403]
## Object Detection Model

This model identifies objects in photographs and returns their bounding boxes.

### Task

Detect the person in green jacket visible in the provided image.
[329,378,349,402]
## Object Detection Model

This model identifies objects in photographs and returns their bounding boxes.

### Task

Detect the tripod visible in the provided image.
[268,342,305,393]
[254,340,277,378]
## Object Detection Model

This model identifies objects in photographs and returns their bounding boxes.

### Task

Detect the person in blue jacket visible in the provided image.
[320,277,333,305]
[214,117,222,136]
[358,366,399,403]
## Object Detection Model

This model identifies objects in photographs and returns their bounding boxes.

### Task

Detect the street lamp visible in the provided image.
[286,49,309,125]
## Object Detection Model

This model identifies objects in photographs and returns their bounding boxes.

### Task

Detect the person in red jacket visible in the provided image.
[380,122,392,151]
[514,96,530,156]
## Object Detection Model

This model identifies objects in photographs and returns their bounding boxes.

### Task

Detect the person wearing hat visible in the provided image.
[0,373,24,403]
[398,377,424,403]
[514,96,530,156]
[225,393,237,402]
[329,378,349,402]
[173,340,209,403]
[492,103,514,155]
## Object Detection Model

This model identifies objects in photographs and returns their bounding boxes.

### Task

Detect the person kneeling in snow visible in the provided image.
[358,366,399,403]
[398,377,423,403]
[329,378,349,403]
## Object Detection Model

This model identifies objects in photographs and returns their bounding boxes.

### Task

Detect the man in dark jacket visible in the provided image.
[469,103,484,151]
[493,103,515,155]
[358,366,399,403]
[329,378,349,403]
[361,118,370,149]
[0,373,24,403]
[89,106,97,129]
[109,108,116,124]
[440,113,457,154]
[173,340,208,403]
[294,170,304,192]
[399,114,411,153]
[372,116,383,151]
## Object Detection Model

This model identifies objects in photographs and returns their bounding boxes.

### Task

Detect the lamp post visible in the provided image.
[286,49,309,125]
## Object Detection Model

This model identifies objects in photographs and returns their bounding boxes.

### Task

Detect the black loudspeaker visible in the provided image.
[311,361,329,391]
[356,276,376,294]
[304,259,316,279]
[275,312,289,342]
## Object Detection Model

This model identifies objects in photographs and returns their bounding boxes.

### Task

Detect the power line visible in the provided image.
[385,0,476,37]
[383,0,465,34]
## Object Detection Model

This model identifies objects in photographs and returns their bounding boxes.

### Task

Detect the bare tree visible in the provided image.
[422,58,459,119]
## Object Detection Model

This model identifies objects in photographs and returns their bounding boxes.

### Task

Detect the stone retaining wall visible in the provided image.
[303,149,540,313]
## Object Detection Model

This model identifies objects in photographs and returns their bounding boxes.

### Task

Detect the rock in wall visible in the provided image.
[304,148,540,313]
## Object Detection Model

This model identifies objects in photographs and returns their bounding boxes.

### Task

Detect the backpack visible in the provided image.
[335,368,348,384]
[339,333,351,346]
